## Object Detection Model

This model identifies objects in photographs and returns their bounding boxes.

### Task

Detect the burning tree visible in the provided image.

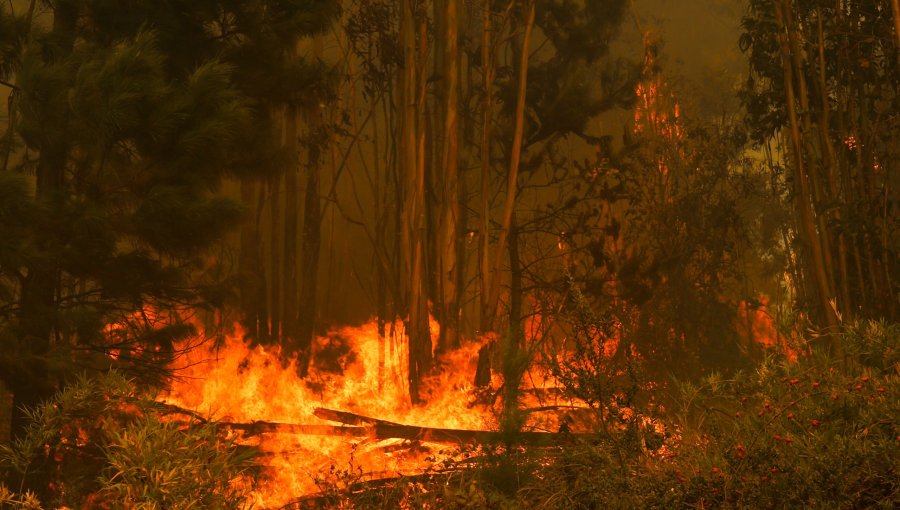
[530,31,786,380]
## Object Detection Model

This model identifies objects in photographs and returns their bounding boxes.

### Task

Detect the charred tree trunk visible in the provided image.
[240,177,268,341]
[501,213,525,434]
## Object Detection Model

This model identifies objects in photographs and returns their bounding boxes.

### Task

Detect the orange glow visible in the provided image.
[738,297,799,361]
[162,319,495,507]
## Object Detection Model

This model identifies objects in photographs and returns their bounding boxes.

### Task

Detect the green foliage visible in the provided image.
[496,0,636,146]
[561,116,781,377]
[547,274,640,417]
[0,371,254,509]
[500,321,900,509]
[658,321,900,508]
[740,0,900,322]
[0,0,341,439]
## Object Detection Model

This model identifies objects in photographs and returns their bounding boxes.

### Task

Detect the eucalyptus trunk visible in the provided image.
[487,0,535,326]
[437,0,461,353]
[297,109,324,377]
[773,0,841,349]
[478,0,495,334]
[400,0,431,404]
[283,107,300,350]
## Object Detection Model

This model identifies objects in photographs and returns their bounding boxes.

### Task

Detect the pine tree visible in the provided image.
[0,0,339,438]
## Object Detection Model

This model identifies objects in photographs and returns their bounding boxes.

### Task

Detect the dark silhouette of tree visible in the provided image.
[741,0,900,342]
[0,0,338,439]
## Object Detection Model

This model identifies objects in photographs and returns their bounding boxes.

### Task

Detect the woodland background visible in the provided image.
[0,0,898,507]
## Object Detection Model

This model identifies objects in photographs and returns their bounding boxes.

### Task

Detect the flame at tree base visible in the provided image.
[163,319,496,508]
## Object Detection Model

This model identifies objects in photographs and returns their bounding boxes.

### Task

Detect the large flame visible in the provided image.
[160,294,789,506]
[163,319,496,507]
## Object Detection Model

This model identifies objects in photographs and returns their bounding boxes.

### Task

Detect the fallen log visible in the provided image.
[219,421,368,437]
[214,407,596,446]
[312,407,595,446]
[313,407,400,426]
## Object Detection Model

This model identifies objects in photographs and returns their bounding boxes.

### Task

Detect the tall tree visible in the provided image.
[399,0,431,403]
[282,105,300,347]
[741,0,900,336]
[436,0,461,353]
[0,0,339,437]
[295,37,328,375]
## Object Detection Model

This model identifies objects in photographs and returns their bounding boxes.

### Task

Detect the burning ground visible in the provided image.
[164,319,499,507]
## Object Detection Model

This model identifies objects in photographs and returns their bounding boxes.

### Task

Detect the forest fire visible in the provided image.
[2,0,897,507]
[159,299,793,506]
[163,319,498,507]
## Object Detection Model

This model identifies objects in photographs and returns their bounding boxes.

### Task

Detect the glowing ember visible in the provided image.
[163,319,495,507]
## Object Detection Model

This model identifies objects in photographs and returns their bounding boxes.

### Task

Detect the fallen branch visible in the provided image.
[213,407,596,446]
[312,407,594,445]
[313,407,400,426]
[219,421,367,437]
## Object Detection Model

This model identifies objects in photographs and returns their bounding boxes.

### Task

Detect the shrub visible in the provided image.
[0,484,44,510]
[0,371,254,509]
[270,321,900,509]
[658,320,900,508]
[516,320,899,509]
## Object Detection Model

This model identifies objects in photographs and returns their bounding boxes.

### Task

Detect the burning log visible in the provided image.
[219,421,368,437]
[312,407,594,446]
[214,407,595,446]
[313,407,399,426]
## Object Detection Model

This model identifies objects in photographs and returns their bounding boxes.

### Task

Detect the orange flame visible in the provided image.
[163,319,494,507]
[738,297,799,361]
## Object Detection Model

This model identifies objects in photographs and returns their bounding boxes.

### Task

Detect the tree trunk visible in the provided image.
[437,0,461,353]
[400,0,431,404]
[774,0,841,348]
[297,106,324,377]
[9,2,78,436]
[487,0,535,328]
[478,0,495,335]
[812,7,853,320]
[268,172,282,342]
[283,106,300,350]
[240,177,267,340]
[501,213,525,434]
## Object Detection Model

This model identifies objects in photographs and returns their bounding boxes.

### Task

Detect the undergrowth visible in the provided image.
[0,371,254,510]
[2,322,897,509]
[306,320,899,509]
